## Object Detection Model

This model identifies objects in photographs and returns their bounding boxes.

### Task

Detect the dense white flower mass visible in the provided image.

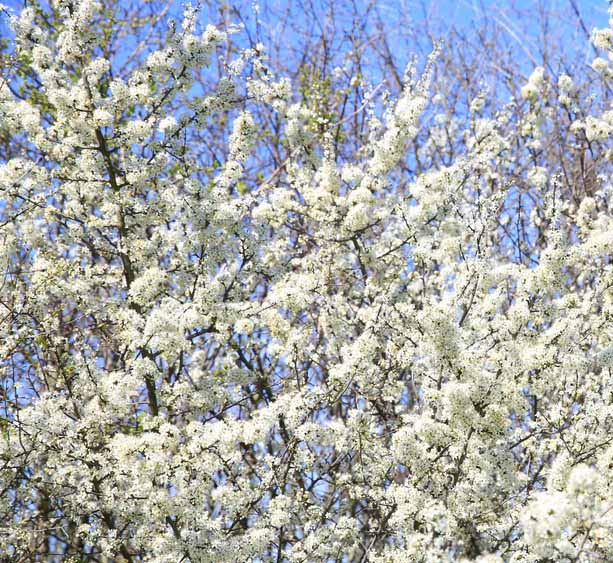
[2,1,613,562]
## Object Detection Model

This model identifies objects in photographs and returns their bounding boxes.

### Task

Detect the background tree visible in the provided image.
[1,1,613,562]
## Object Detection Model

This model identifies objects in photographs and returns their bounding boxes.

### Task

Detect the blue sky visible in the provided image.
[1,0,607,33]
[1,0,608,69]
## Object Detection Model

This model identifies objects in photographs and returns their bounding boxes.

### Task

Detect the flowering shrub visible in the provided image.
[1,1,613,562]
